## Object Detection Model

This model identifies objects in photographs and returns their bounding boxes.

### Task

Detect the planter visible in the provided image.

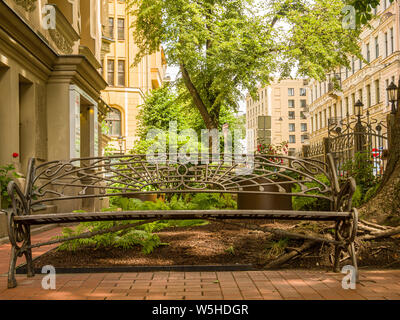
[237,177,293,210]
[125,194,165,203]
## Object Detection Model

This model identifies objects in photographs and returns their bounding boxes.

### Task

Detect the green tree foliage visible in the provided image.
[346,0,394,24]
[131,85,246,154]
[128,0,362,129]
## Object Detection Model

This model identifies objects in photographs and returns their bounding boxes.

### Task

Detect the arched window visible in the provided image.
[105,108,122,136]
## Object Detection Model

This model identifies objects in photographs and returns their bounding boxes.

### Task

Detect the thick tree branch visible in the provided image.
[180,63,218,129]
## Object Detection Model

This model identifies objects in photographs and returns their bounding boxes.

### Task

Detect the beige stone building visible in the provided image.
[101,0,167,153]
[308,0,399,147]
[0,0,111,174]
[246,79,309,155]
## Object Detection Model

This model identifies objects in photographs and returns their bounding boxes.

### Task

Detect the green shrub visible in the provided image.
[363,182,381,204]
[292,174,331,211]
[341,152,381,207]
[351,185,363,208]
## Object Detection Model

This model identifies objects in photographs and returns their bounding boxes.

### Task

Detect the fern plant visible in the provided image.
[56,193,236,254]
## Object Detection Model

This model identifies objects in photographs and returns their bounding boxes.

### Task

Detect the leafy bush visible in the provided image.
[292,174,331,211]
[341,152,381,207]
[57,193,236,253]
[0,164,21,209]
[351,185,364,208]
[363,182,381,204]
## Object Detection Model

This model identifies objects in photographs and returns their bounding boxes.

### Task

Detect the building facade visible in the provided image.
[0,0,112,175]
[246,79,309,155]
[307,0,399,147]
[101,0,167,153]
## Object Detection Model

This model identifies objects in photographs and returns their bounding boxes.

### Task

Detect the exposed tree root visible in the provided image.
[264,241,317,269]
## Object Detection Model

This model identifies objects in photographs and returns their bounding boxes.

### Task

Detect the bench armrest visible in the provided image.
[336,177,357,212]
[7,181,29,216]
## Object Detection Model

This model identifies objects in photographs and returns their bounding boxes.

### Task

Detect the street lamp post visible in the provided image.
[354,100,365,153]
[117,136,125,154]
[354,99,364,123]
[386,81,398,114]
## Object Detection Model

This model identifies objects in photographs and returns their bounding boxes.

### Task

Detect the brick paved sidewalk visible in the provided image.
[0,227,400,300]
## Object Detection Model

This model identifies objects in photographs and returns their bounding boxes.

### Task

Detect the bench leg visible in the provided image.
[333,222,341,273]
[333,243,341,273]
[24,229,34,278]
[7,246,18,289]
[348,242,359,283]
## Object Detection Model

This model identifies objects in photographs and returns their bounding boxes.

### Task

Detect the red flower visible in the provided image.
[12,153,19,158]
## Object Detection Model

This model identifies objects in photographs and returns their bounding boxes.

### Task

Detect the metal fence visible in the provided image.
[302,112,388,179]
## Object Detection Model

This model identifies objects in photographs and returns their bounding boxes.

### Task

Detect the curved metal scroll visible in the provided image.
[29,154,334,205]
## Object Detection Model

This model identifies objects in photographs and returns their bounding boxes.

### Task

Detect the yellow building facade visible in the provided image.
[307,0,399,147]
[101,0,167,153]
[0,0,112,174]
[246,79,309,155]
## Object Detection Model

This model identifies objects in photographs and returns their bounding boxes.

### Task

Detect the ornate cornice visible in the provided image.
[49,29,73,54]
[48,4,80,55]
[13,0,36,12]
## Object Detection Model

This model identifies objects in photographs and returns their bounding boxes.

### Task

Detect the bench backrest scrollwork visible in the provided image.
[25,154,339,209]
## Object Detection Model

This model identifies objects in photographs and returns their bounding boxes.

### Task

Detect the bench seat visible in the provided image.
[14,210,352,225]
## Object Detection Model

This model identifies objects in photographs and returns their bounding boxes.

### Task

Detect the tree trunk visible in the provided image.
[179,63,218,130]
[380,112,400,189]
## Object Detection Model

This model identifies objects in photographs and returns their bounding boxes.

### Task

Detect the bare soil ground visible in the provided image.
[32,219,400,271]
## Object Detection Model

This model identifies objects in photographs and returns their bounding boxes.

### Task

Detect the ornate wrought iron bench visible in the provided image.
[6,153,358,288]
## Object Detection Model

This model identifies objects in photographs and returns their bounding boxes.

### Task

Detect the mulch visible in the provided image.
[31,219,400,271]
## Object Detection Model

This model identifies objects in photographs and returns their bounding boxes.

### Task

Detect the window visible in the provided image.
[385,32,388,57]
[288,100,295,108]
[345,97,349,115]
[390,28,394,54]
[300,88,306,96]
[301,135,308,143]
[300,99,307,108]
[351,93,355,114]
[107,59,114,86]
[366,84,371,107]
[375,79,380,104]
[105,108,122,136]
[118,60,125,86]
[108,17,114,39]
[375,36,379,58]
[319,111,322,129]
[301,123,307,132]
[288,111,295,119]
[358,88,363,103]
[300,111,306,119]
[118,18,125,40]
[288,148,296,156]
[289,135,296,143]
[352,57,355,74]
[323,109,327,127]
[311,116,314,132]
[288,88,294,96]
[366,43,370,63]
[386,79,389,105]
[359,58,362,70]
[346,67,349,78]
[289,123,295,132]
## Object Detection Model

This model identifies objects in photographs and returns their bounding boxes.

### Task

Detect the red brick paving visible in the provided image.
[0,226,400,300]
